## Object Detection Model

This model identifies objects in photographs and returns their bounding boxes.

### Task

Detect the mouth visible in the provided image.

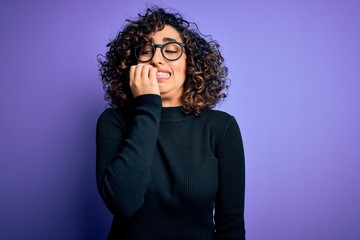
[156,70,171,80]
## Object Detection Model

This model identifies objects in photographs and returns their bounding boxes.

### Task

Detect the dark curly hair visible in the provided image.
[98,6,229,115]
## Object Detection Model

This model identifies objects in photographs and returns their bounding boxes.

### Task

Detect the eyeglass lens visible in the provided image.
[135,42,183,62]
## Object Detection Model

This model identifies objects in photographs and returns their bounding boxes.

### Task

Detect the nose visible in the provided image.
[150,47,164,65]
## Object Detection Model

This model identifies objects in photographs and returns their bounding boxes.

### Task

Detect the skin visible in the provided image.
[129,25,187,107]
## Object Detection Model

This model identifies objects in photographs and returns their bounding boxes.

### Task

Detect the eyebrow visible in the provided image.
[149,37,178,43]
[163,37,177,42]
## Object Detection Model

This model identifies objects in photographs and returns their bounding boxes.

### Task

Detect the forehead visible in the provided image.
[149,25,182,43]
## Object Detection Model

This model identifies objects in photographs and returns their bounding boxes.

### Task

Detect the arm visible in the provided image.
[96,94,162,219]
[214,116,246,240]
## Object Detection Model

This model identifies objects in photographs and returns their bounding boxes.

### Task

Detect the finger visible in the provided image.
[134,64,145,82]
[129,65,137,84]
[149,66,158,83]
[149,67,160,95]
[141,64,151,81]
[129,64,142,97]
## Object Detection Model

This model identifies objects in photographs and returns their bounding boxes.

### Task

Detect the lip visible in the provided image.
[156,68,171,81]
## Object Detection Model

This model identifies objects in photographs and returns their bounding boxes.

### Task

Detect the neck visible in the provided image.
[161,98,182,107]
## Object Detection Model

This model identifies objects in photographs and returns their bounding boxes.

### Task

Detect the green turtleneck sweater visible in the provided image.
[96,94,245,240]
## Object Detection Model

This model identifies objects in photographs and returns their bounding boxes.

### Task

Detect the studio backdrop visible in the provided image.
[1,0,359,239]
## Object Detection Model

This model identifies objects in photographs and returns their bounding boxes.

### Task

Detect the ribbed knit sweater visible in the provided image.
[96,94,245,240]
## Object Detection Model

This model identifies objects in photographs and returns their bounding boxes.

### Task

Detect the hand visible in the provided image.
[129,64,160,98]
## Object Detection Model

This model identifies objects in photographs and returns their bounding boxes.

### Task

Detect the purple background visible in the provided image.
[1,0,359,239]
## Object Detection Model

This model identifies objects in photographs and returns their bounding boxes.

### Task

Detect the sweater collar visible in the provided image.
[161,106,192,122]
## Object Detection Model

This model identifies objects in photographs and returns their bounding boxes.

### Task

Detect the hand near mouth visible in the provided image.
[129,64,160,97]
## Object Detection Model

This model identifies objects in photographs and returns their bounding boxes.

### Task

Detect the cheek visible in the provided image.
[172,59,187,75]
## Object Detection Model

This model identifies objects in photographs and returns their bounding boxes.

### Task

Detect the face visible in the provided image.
[146,25,187,107]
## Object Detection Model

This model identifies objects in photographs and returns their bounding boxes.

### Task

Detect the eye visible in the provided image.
[165,49,178,54]
[164,43,180,54]
[139,45,153,55]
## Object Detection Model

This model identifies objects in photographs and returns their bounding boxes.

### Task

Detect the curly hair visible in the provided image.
[98,6,229,115]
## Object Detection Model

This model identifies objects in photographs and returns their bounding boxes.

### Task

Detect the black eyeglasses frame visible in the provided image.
[134,41,186,62]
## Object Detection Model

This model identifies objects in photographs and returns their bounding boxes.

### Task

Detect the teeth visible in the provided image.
[157,72,170,78]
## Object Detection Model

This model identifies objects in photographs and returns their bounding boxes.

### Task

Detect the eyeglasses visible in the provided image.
[134,42,185,62]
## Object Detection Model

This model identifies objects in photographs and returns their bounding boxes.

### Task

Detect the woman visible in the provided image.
[96,6,246,240]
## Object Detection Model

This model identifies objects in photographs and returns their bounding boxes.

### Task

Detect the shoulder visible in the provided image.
[201,109,240,136]
[198,110,243,154]
[98,108,131,123]
[97,108,132,135]
[203,109,232,118]
[98,108,120,121]
[202,109,237,126]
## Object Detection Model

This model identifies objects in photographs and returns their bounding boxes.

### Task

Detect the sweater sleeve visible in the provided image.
[214,116,246,240]
[96,94,162,219]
